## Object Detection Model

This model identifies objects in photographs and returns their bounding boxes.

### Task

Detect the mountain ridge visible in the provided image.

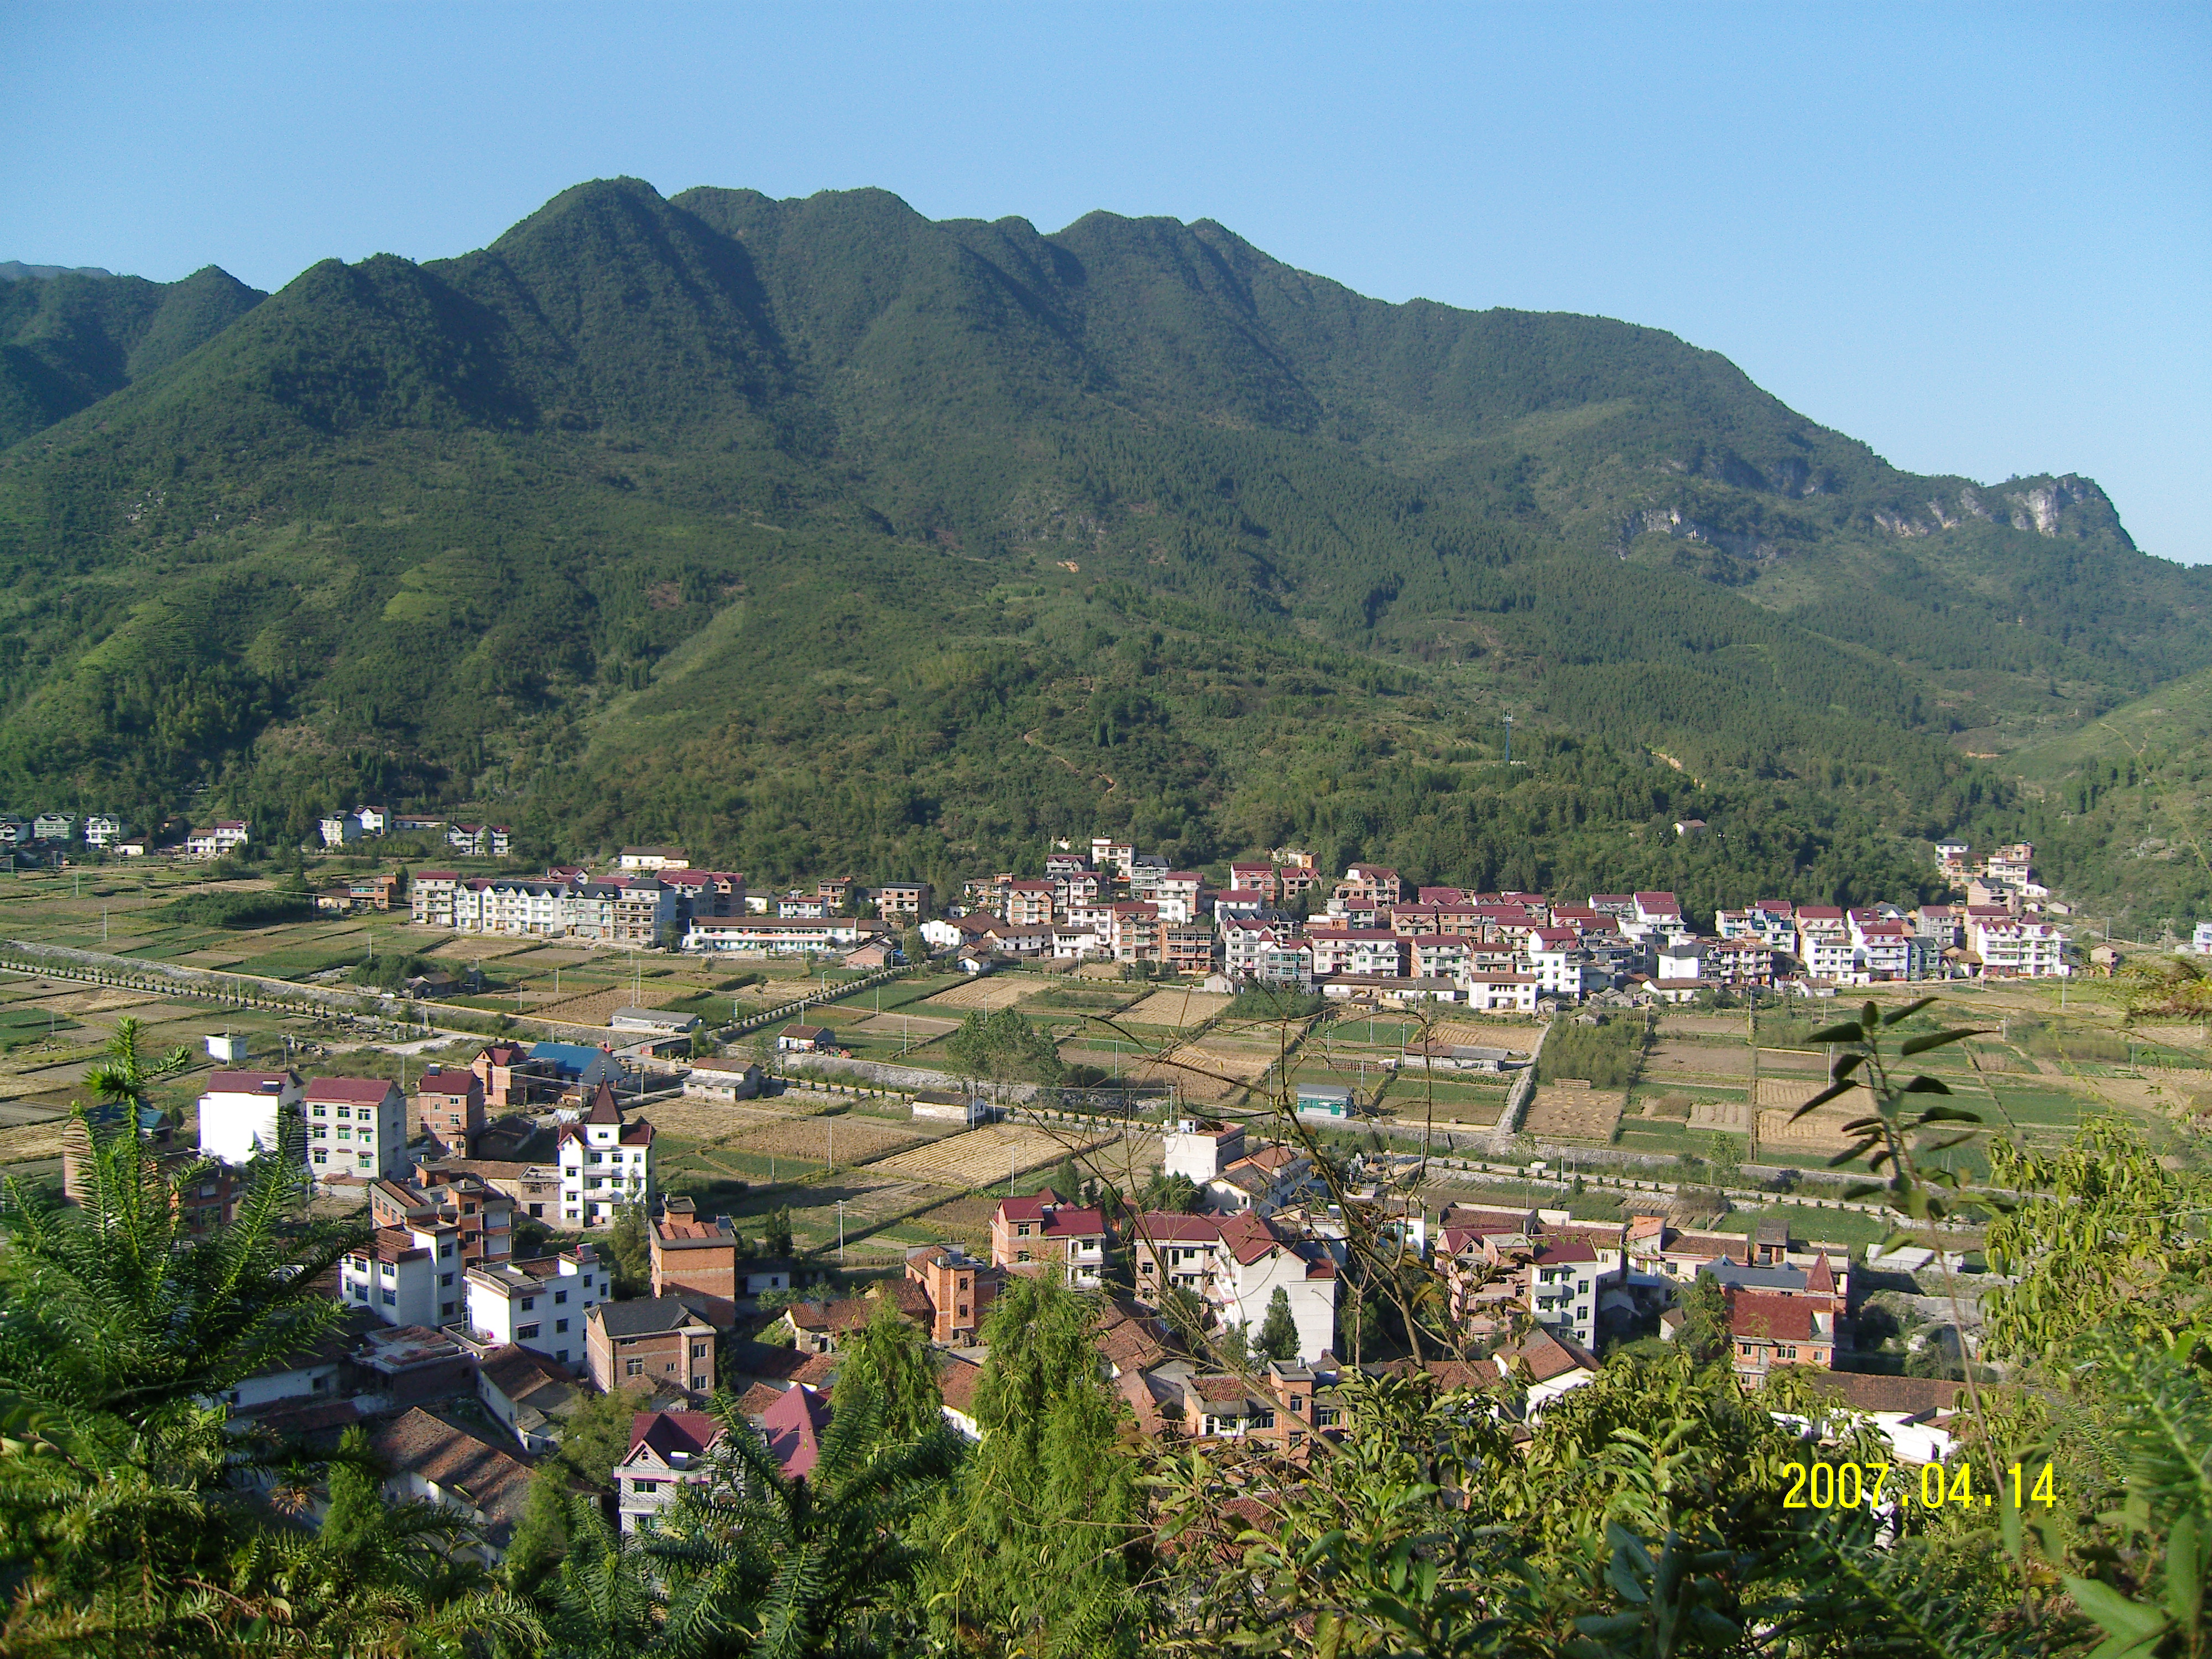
[0,178,2200,919]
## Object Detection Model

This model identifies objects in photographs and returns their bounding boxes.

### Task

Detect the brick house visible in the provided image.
[586,1298,719,1397]
[369,1170,514,1270]
[905,1243,1001,1344]
[413,1066,487,1156]
[1728,1291,1837,1377]
[650,1196,798,1327]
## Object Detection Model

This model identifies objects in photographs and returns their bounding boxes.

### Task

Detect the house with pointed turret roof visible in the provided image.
[556,1080,656,1228]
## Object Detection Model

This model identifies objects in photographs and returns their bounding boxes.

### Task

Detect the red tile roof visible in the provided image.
[205,1070,298,1093]
[760,1384,831,1478]
[305,1076,401,1104]
[627,1408,722,1461]
[1730,1293,1823,1343]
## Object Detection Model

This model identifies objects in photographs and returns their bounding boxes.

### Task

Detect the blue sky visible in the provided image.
[5,2,2207,562]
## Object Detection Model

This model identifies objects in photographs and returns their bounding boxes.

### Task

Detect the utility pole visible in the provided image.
[837,1199,847,1262]
[1503,713,1514,767]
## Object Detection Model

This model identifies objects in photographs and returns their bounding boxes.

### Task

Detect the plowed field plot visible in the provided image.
[1658,1014,1751,1038]
[1757,1105,1859,1151]
[1121,989,1233,1028]
[1524,1086,1625,1140]
[1756,1048,1828,1073]
[0,1098,64,1126]
[854,1013,958,1039]
[727,1114,930,1166]
[424,936,544,962]
[922,978,1033,1011]
[1755,1077,1825,1110]
[536,987,683,1025]
[40,988,163,1016]
[0,1119,67,1161]
[870,1121,1110,1186]
[1688,1099,1752,1133]
[1644,1042,1750,1078]
[1429,1022,1533,1053]
[1126,1037,1280,1103]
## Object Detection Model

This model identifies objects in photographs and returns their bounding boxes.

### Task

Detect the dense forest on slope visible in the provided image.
[0,179,2202,916]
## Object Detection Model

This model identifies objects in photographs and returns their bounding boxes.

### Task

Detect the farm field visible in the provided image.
[1426,1021,1536,1052]
[1120,989,1232,1029]
[869,1120,1114,1186]
[922,978,1034,1012]
[1641,1042,1750,1079]
[1524,1085,1626,1141]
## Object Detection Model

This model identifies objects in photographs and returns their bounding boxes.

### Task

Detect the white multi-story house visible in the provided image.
[1458,970,1540,1013]
[319,813,361,848]
[1794,907,1854,980]
[1306,928,1406,978]
[1129,1209,1338,1362]
[558,1082,656,1227]
[1410,935,1473,981]
[341,1220,461,1326]
[464,1247,604,1368]
[197,1069,305,1166]
[353,805,392,836]
[303,1076,409,1182]
[213,820,251,853]
[1968,914,2069,978]
[2190,921,2212,956]
[1849,912,1918,980]
[1251,937,1315,991]
[81,813,128,848]
[1524,928,1593,999]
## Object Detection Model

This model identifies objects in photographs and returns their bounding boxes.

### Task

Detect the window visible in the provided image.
[691,1375,708,1391]
[626,1358,644,1377]
[556,1349,568,1363]
[380,1288,396,1306]
[312,1103,326,1117]
[439,1243,453,1259]
[633,1479,660,1494]
[521,1296,535,1312]
[554,1290,567,1305]
[556,1319,569,1334]
[312,1150,327,1165]
[518,1323,540,1339]
[440,1272,453,1287]
[690,1342,708,1359]
[530,1204,544,1218]
[336,1128,352,1141]
[581,1275,593,1287]
[441,1301,455,1317]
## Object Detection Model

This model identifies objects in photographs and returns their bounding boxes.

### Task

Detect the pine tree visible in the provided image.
[1258,1288,1300,1361]
[604,1203,651,1296]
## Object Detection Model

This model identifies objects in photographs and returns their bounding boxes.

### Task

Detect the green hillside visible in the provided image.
[1964,666,2212,927]
[0,178,2201,910]
[0,264,265,447]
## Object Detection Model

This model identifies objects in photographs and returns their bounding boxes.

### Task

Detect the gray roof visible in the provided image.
[591,1297,712,1338]
[1700,1261,1806,1292]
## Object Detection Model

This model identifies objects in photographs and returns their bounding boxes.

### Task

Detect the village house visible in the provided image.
[650,1195,795,1326]
[586,1298,719,1397]
[905,1242,1002,1344]
[370,1170,514,1270]
[1128,1209,1338,1363]
[304,1076,409,1183]
[556,1081,656,1227]
[412,1066,487,1157]
[463,1246,603,1368]
[371,1406,536,1564]
[875,880,930,921]
[614,1408,723,1535]
[476,1345,581,1453]
[196,1068,304,1167]
[989,1191,1110,1287]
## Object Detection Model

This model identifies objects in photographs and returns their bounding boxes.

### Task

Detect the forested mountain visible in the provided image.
[0,262,265,447]
[0,178,2203,917]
